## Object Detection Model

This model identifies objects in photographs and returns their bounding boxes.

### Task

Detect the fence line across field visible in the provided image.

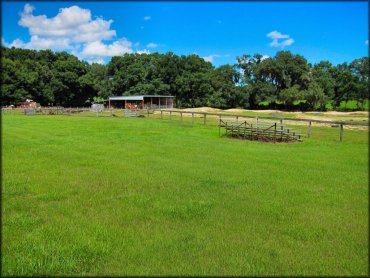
[3,107,368,142]
[159,109,369,142]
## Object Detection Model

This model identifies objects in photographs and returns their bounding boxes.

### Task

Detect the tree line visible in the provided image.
[1,46,368,110]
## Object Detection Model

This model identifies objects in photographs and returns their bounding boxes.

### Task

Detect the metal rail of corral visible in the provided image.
[160,109,369,142]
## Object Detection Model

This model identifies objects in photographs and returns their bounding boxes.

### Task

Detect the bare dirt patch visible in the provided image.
[183,107,223,113]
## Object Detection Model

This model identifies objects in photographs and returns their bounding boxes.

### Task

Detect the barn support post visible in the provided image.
[151,97,153,109]
[159,98,161,109]
[308,121,312,138]
[166,98,168,108]
[124,100,127,109]
[340,124,343,142]
[109,99,111,109]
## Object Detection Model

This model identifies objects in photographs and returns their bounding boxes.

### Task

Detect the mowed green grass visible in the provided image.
[2,114,368,276]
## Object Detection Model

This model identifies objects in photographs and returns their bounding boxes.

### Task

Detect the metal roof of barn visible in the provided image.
[109,95,174,101]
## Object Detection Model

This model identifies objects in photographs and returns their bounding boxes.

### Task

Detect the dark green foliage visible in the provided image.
[1,47,88,106]
[303,82,328,110]
[1,46,368,110]
[349,57,369,111]
[279,85,302,107]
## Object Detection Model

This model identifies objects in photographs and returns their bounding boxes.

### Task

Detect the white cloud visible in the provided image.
[144,16,151,20]
[202,54,220,63]
[261,55,269,60]
[27,36,70,50]
[86,57,105,64]
[18,5,115,43]
[23,3,35,14]
[146,43,157,48]
[137,49,150,54]
[5,3,138,63]
[267,30,289,40]
[267,30,294,48]
[280,38,294,47]
[3,38,25,48]
[81,38,133,57]
[366,40,369,45]
[203,55,213,63]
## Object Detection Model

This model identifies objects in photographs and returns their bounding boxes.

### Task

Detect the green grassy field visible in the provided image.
[2,114,368,276]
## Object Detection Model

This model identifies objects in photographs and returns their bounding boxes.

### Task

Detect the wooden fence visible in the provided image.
[159,109,369,142]
[3,107,368,142]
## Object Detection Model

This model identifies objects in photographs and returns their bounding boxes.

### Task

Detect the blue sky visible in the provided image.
[1,1,368,67]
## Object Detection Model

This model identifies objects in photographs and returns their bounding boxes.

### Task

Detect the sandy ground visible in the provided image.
[183,107,224,113]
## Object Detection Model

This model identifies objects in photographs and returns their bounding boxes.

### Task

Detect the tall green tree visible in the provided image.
[311,61,335,102]
[303,82,327,110]
[350,57,369,110]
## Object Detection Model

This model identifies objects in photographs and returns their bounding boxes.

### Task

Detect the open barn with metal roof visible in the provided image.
[108,95,174,109]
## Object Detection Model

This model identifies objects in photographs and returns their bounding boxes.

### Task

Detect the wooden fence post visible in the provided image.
[204,113,207,125]
[340,124,343,142]
[219,119,221,137]
[170,111,172,120]
[181,112,183,121]
[280,125,283,142]
[161,110,163,119]
[192,112,194,125]
[244,122,247,139]
[308,121,312,138]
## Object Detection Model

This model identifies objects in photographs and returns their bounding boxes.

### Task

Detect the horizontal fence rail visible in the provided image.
[159,109,369,127]
[159,109,369,142]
